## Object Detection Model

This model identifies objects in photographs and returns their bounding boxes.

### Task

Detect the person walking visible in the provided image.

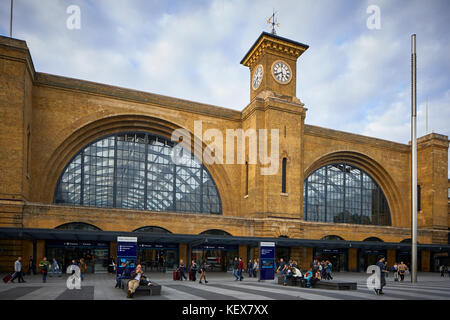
[10,257,25,283]
[189,260,198,282]
[199,261,208,284]
[277,258,287,276]
[374,256,388,295]
[238,257,244,281]
[39,257,50,283]
[397,261,407,282]
[179,260,187,281]
[439,265,445,277]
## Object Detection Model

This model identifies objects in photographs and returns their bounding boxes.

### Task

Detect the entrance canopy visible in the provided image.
[1,227,449,252]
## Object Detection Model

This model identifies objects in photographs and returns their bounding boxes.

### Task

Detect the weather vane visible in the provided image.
[267,10,280,35]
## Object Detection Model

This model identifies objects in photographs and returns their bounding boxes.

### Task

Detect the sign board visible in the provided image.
[116,236,137,277]
[259,242,275,281]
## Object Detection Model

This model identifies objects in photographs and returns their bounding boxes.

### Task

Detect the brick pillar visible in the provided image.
[36,240,46,262]
[295,247,313,270]
[110,241,117,262]
[239,245,248,269]
[387,249,396,269]
[421,250,430,272]
[179,243,187,265]
[348,248,358,272]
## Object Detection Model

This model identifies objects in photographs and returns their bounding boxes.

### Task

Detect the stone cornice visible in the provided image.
[304,124,410,152]
[241,32,308,69]
[34,73,242,122]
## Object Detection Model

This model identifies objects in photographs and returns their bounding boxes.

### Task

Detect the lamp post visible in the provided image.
[411,34,418,283]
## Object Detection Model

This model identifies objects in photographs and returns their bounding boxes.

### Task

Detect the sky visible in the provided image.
[0,0,449,176]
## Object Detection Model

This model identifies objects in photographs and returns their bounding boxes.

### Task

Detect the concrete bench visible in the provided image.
[277,276,304,287]
[312,280,357,290]
[121,279,162,296]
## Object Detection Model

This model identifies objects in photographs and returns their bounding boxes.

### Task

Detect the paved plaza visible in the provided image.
[1,272,449,300]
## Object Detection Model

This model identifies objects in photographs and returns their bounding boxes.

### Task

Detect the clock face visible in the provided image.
[252,65,263,90]
[272,61,292,84]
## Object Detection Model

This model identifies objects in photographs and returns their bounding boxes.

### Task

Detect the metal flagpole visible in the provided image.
[10,0,13,38]
[411,34,418,283]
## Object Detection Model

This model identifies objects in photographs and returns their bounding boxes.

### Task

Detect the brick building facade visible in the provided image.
[0,32,449,273]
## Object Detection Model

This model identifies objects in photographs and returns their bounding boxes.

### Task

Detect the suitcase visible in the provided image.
[2,273,12,283]
[173,270,180,281]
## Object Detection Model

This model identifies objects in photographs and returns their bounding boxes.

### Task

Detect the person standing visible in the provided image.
[115,262,131,288]
[10,257,25,283]
[78,258,87,281]
[179,260,187,281]
[232,257,239,281]
[189,260,198,282]
[39,257,50,283]
[238,257,244,281]
[374,256,388,295]
[50,258,61,277]
[325,260,333,280]
[392,262,399,281]
[252,258,259,278]
[247,259,253,278]
[199,261,208,284]
[27,256,36,275]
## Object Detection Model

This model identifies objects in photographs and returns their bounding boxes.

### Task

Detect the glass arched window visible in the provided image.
[364,237,383,242]
[55,222,102,231]
[321,235,344,241]
[134,226,172,233]
[304,163,391,226]
[200,229,231,236]
[54,132,222,214]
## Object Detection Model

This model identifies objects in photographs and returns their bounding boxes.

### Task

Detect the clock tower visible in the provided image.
[240,32,309,102]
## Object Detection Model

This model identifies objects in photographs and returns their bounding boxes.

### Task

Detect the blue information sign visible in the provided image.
[116,236,137,277]
[259,242,275,281]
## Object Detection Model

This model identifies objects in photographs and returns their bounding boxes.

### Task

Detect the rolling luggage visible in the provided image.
[173,270,180,281]
[2,273,12,283]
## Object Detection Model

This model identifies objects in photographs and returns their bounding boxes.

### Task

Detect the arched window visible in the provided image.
[364,237,383,242]
[133,226,172,233]
[55,222,102,231]
[321,235,344,241]
[200,229,231,236]
[304,163,391,226]
[54,132,222,214]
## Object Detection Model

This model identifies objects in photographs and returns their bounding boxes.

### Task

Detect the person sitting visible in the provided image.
[127,264,153,298]
[115,262,131,288]
[283,266,293,286]
[304,269,313,288]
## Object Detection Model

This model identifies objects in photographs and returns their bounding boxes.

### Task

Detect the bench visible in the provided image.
[277,276,304,287]
[120,279,162,296]
[277,276,357,290]
[312,280,357,290]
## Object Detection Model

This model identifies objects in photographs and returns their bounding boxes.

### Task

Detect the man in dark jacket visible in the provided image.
[232,257,239,281]
[375,256,388,295]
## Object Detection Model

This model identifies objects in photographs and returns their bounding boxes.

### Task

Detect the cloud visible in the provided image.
[1,0,448,175]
